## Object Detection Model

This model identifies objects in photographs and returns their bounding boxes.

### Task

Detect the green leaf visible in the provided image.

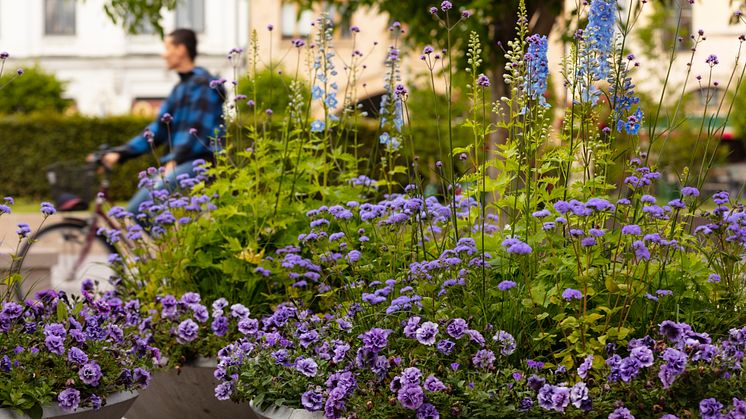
[26,403,43,419]
[605,276,620,293]
[56,300,68,322]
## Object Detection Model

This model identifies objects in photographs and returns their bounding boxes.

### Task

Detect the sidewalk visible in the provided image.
[0,211,88,245]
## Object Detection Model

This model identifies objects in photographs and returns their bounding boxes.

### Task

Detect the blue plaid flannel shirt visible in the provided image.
[114,66,225,165]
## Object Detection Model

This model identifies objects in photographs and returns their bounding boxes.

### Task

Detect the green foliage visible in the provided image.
[236,65,309,117]
[102,0,179,36]
[0,113,151,201]
[0,66,72,114]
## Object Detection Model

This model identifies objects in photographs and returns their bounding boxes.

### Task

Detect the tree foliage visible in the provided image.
[102,0,179,36]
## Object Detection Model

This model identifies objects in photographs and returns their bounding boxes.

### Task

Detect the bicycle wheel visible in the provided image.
[13,220,117,300]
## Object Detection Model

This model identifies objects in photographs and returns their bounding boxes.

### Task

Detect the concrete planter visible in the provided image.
[125,357,255,419]
[0,391,138,419]
[250,401,324,419]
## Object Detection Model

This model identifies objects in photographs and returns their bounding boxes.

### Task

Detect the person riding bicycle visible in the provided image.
[94,28,225,221]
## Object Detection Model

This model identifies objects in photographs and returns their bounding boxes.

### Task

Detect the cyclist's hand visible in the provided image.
[101,152,120,170]
[164,160,176,176]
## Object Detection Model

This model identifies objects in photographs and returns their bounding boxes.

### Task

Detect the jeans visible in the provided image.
[126,160,197,217]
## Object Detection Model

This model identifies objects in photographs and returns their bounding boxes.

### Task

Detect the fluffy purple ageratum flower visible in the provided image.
[562,288,583,301]
[621,224,642,235]
[681,186,700,197]
[502,237,532,254]
[498,280,516,291]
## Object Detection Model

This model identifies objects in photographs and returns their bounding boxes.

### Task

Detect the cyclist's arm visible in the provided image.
[162,82,224,164]
[110,95,175,163]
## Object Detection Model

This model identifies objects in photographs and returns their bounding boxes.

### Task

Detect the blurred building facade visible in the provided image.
[0,0,248,115]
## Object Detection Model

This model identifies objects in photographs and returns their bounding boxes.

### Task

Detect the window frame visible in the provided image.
[44,0,76,36]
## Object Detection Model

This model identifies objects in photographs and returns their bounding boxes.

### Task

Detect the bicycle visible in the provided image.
[11,147,136,300]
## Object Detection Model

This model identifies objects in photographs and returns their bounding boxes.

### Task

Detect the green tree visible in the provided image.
[0,66,72,114]
[297,0,564,103]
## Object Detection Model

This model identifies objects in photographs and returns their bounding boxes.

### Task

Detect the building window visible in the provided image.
[663,0,693,50]
[125,14,157,35]
[281,3,313,38]
[326,4,353,39]
[45,0,76,35]
[175,0,205,33]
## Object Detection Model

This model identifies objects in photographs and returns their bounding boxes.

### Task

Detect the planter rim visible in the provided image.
[250,400,324,419]
[0,390,138,418]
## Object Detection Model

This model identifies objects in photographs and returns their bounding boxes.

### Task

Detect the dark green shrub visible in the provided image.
[0,66,72,114]
[0,113,152,201]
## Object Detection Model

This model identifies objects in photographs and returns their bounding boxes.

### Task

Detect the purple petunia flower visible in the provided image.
[569,382,589,409]
[436,339,455,355]
[359,328,391,353]
[0,302,23,320]
[211,316,229,336]
[295,357,318,377]
[45,335,65,355]
[215,382,233,401]
[301,390,323,411]
[472,349,496,369]
[68,347,88,365]
[446,318,468,339]
[79,362,102,386]
[608,407,635,418]
[58,388,81,412]
[417,403,440,418]
[700,398,723,419]
[400,367,422,386]
[577,355,593,379]
[415,322,438,345]
[177,319,199,343]
[397,385,425,410]
[494,330,516,355]
[424,375,446,392]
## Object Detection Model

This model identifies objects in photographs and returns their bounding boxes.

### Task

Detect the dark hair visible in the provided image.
[168,28,198,61]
